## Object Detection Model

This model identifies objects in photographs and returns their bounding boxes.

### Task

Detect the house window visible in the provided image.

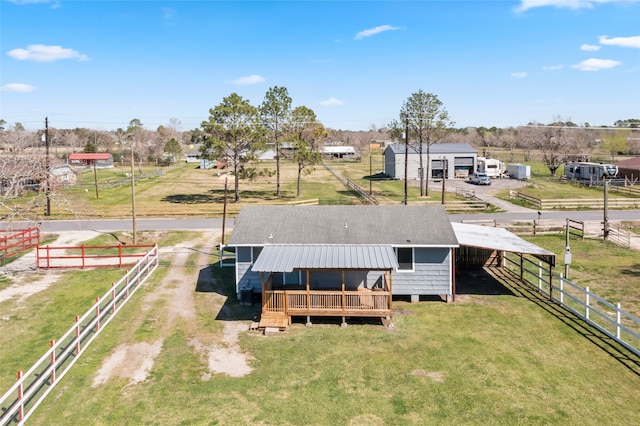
[252,246,262,262]
[396,247,414,272]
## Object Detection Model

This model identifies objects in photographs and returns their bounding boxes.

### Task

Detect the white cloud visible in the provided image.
[355,25,401,40]
[7,44,88,62]
[319,98,344,107]
[1,83,36,92]
[511,72,528,79]
[599,35,640,48]
[515,0,638,12]
[9,0,60,8]
[542,64,564,70]
[581,44,600,51]
[571,58,621,71]
[232,75,265,85]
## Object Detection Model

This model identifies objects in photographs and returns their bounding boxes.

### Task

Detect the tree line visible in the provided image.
[1,88,639,220]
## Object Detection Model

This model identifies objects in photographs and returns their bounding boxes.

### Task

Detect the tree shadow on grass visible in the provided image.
[162,188,285,204]
[488,266,640,376]
[620,264,640,276]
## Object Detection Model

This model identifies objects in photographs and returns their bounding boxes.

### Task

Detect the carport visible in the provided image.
[451,222,556,301]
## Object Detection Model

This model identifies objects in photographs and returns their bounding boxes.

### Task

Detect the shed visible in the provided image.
[384,143,478,180]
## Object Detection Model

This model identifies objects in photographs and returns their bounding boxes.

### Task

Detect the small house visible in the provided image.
[68,153,114,168]
[226,204,555,331]
[227,205,459,328]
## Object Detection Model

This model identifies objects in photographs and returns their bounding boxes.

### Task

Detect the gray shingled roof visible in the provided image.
[228,205,459,247]
[252,244,399,272]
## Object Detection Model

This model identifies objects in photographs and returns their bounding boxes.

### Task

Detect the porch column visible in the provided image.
[261,272,265,311]
[341,271,347,327]
[388,270,393,313]
[306,271,312,325]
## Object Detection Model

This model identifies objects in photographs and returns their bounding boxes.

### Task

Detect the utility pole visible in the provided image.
[441,158,447,205]
[45,117,51,216]
[403,118,409,205]
[369,154,372,195]
[603,179,609,240]
[130,139,137,244]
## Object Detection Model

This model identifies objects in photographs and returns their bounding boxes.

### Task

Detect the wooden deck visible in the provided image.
[262,289,392,319]
[258,312,290,330]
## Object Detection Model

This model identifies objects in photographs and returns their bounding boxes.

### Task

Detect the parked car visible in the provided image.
[470,172,491,185]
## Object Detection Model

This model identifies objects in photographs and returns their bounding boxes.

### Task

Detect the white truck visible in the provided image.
[477,157,506,178]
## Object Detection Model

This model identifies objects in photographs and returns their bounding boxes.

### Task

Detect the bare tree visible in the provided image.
[520,123,574,176]
[392,90,455,196]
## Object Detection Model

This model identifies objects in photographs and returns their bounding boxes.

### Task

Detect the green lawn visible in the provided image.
[1,230,638,425]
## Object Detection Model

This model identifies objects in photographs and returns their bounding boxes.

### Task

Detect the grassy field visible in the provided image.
[1,230,639,425]
[27,156,495,219]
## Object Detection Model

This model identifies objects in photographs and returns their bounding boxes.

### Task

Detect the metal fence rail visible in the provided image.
[503,253,640,357]
[0,244,159,425]
[0,227,40,262]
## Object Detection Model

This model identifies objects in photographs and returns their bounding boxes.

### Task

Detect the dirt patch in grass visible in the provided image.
[91,230,254,386]
[92,340,163,387]
[191,320,254,379]
[411,369,446,382]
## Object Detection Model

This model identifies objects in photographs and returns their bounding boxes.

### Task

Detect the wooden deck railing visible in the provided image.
[264,289,391,317]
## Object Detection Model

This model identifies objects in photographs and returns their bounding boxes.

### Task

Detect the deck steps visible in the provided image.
[258,312,289,331]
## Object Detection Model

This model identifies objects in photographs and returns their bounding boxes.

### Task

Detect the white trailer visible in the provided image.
[507,163,531,180]
[477,157,506,178]
[564,162,618,180]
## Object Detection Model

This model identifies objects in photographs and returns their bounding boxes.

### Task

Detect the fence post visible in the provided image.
[82,244,86,269]
[47,245,51,269]
[95,297,100,332]
[538,261,542,291]
[50,339,56,384]
[119,244,123,268]
[17,370,24,421]
[585,287,590,320]
[111,283,116,314]
[75,315,80,355]
[616,303,621,339]
[559,274,564,304]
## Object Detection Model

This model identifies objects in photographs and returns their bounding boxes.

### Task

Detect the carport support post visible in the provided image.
[519,253,524,282]
[548,263,553,301]
[451,248,456,303]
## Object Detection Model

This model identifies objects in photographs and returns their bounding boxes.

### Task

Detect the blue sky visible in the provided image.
[1,0,639,132]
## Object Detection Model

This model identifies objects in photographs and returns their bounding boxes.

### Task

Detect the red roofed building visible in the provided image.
[68,153,114,168]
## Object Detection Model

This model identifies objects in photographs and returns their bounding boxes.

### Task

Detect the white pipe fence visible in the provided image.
[503,253,640,358]
[0,244,159,425]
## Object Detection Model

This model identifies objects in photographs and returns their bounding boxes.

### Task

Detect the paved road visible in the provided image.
[2,177,638,233]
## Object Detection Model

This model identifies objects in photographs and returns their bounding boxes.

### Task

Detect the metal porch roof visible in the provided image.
[252,245,399,273]
[451,222,556,266]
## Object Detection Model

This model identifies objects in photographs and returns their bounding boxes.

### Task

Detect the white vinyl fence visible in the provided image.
[503,253,640,358]
[0,244,159,425]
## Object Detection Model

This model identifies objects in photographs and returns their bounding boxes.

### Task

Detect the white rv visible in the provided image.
[477,157,505,178]
[564,162,618,180]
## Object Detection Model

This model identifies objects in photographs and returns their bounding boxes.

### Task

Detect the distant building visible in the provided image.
[614,157,640,181]
[321,145,357,159]
[68,153,114,168]
[384,143,478,180]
